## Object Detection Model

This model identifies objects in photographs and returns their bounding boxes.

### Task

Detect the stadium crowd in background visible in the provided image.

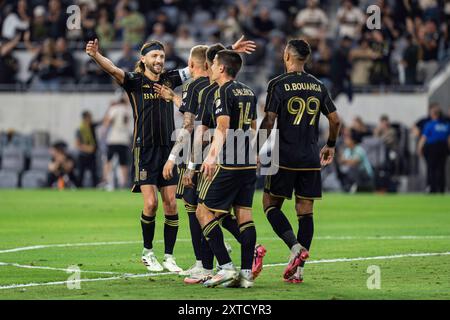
[0,0,450,92]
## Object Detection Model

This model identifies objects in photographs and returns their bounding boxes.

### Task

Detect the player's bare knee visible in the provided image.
[262,193,283,210]
[143,199,158,216]
[295,199,314,215]
[162,198,177,215]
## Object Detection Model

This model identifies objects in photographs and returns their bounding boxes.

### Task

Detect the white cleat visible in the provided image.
[223,270,254,288]
[162,254,183,273]
[184,269,213,285]
[179,261,204,276]
[142,252,163,272]
[203,267,238,288]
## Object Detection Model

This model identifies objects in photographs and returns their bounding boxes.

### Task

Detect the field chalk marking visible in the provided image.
[1,251,449,290]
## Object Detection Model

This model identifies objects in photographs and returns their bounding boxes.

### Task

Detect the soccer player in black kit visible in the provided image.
[195,50,259,288]
[258,40,341,283]
[86,39,190,272]
[86,37,257,274]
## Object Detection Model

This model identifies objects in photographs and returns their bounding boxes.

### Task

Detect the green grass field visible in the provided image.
[0,190,449,300]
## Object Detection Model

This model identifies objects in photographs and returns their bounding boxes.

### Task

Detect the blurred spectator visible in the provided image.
[164,41,186,71]
[369,30,392,85]
[1,0,29,40]
[0,35,20,85]
[218,5,243,45]
[75,111,100,188]
[47,142,77,188]
[412,102,440,139]
[116,43,136,73]
[417,20,440,83]
[54,38,76,84]
[101,96,132,190]
[339,133,374,192]
[294,0,328,40]
[252,7,275,42]
[401,34,420,85]
[336,0,365,40]
[174,25,196,62]
[330,36,353,101]
[29,5,48,43]
[115,5,146,48]
[307,39,332,88]
[417,106,450,193]
[265,30,286,79]
[350,116,372,143]
[29,38,60,91]
[47,0,67,39]
[80,3,97,42]
[350,38,377,85]
[147,22,173,44]
[95,8,115,50]
[374,115,398,151]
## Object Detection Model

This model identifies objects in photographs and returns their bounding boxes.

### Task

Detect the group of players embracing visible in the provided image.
[85,33,340,288]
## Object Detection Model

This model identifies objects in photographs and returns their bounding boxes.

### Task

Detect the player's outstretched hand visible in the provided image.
[154,83,174,101]
[320,145,335,167]
[163,160,175,180]
[86,38,98,57]
[182,168,195,188]
[232,35,256,54]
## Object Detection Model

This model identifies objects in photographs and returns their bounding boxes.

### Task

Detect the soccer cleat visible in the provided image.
[203,268,238,288]
[162,255,183,273]
[223,271,254,288]
[179,262,203,276]
[283,246,309,280]
[252,244,266,279]
[142,252,163,272]
[183,270,213,285]
[284,267,304,284]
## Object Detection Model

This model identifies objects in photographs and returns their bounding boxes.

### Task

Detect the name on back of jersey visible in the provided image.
[284,82,322,92]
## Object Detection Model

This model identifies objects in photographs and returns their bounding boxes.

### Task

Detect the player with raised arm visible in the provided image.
[257,39,341,283]
[155,41,265,283]
[86,38,190,273]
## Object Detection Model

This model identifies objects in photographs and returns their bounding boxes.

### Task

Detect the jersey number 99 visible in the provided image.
[287,96,320,126]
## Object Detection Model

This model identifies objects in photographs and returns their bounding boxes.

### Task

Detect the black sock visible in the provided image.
[202,219,231,266]
[265,206,298,249]
[239,221,256,270]
[201,235,214,270]
[218,213,241,242]
[297,213,314,267]
[141,212,155,250]
[164,214,179,254]
[187,209,202,261]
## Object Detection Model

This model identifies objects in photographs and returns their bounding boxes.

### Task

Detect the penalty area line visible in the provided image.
[1,251,449,290]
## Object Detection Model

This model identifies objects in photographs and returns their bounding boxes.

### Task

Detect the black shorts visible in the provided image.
[264,168,322,200]
[176,166,199,207]
[198,166,256,213]
[107,144,129,165]
[131,145,178,193]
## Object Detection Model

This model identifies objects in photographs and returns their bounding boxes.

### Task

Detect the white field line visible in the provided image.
[1,251,449,290]
[0,262,124,275]
[1,235,449,254]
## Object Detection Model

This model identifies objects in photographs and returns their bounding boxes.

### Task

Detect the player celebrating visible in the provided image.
[257,39,341,283]
[86,39,190,273]
[196,50,259,288]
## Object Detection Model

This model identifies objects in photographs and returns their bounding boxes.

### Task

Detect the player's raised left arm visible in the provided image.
[230,35,257,54]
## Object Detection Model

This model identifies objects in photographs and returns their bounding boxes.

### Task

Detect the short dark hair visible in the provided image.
[82,111,91,119]
[287,39,311,61]
[206,43,226,64]
[216,50,242,78]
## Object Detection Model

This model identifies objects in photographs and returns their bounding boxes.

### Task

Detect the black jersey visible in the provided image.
[211,80,257,169]
[197,81,219,126]
[265,71,337,170]
[179,76,210,115]
[122,70,184,148]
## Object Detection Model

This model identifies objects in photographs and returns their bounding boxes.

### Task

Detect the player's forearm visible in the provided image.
[90,52,124,84]
[208,125,227,161]
[170,112,195,159]
[257,113,276,152]
[172,94,182,108]
[191,125,208,164]
[327,112,341,143]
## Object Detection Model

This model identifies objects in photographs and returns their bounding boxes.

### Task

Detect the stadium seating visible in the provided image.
[21,170,47,189]
[1,146,25,173]
[0,170,19,188]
